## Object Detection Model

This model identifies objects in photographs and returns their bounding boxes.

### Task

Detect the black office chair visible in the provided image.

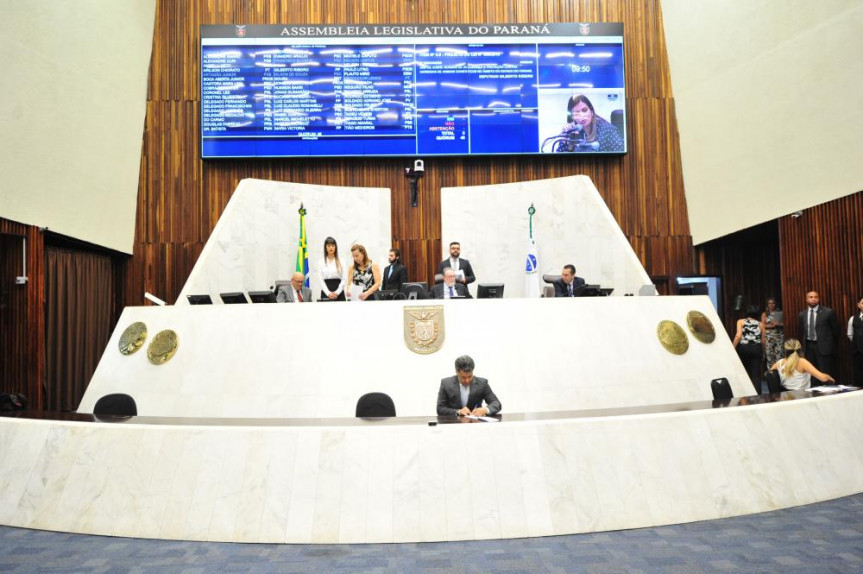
[765,370,783,394]
[610,109,624,136]
[355,392,396,418]
[434,273,444,285]
[93,393,137,417]
[710,378,733,400]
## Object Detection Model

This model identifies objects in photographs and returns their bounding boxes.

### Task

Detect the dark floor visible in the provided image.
[2,494,863,573]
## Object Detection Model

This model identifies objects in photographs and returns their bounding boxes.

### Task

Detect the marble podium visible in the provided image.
[3,176,861,544]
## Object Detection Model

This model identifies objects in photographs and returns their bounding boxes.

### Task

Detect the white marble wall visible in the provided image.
[78,295,752,418]
[2,391,863,543]
[440,175,652,297]
[176,178,391,304]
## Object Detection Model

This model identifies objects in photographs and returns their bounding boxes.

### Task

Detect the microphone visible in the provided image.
[561,122,582,137]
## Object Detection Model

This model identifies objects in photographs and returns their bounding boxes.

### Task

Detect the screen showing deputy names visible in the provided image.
[201,23,627,158]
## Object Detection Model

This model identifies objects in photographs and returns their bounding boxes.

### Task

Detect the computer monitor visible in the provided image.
[572,284,603,297]
[401,282,428,300]
[377,289,402,301]
[186,294,213,305]
[477,283,504,299]
[248,290,277,303]
[219,292,248,304]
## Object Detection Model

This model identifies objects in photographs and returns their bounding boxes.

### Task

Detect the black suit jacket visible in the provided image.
[553,276,586,297]
[436,376,501,416]
[381,263,408,292]
[798,305,840,355]
[429,282,471,299]
[438,258,475,285]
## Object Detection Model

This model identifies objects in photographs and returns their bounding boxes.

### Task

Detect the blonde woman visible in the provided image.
[770,338,835,390]
[346,244,382,301]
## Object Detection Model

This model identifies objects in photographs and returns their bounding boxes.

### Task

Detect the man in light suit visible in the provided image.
[430,268,471,299]
[798,290,839,378]
[437,355,501,417]
[437,241,476,286]
[553,264,586,297]
[277,272,313,303]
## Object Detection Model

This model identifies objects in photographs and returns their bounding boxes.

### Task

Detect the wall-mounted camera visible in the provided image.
[405,159,425,207]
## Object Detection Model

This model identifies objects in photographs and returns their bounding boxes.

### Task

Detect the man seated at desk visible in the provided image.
[277,272,313,303]
[430,268,471,299]
[554,264,586,297]
[437,355,501,416]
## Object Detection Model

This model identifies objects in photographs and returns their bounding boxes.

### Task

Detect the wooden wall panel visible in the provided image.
[695,221,781,338]
[125,0,694,306]
[779,191,863,384]
[0,218,45,408]
[696,190,862,383]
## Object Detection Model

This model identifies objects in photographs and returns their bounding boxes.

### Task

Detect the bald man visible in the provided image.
[798,290,839,380]
[277,272,313,303]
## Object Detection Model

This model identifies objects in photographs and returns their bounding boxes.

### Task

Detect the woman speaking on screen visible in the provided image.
[560,94,624,152]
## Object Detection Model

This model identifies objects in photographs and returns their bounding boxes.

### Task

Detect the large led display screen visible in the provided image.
[201,23,626,158]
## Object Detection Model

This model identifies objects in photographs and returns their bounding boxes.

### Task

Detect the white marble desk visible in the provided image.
[2,390,862,544]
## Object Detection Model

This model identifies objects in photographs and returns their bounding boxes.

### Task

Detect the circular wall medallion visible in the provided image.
[686,310,716,344]
[657,320,689,355]
[118,322,147,355]
[147,330,179,365]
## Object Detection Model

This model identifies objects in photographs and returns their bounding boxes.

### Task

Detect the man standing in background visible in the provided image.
[798,291,839,378]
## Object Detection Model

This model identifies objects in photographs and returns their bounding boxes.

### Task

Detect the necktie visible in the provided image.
[385,266,391,283]
[568,283,573,297]
[449,286,455,298]
[297,289,303,302]
[808,308,815,339]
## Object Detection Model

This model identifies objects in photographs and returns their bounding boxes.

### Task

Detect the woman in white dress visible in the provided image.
[317,236,346,301]
[770,338,834,390]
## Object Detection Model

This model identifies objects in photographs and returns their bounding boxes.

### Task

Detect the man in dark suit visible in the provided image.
[437,241,475,286]
[381,248,408,292]
[276,272,313,303]
[437,355,501,416]
[430,268,471,299]
[553,264,586,297]
[798,290,840,378]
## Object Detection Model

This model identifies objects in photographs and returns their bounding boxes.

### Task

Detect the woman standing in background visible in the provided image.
[733,305,765,395]
[318,237,346,301]
[762,297,784,370]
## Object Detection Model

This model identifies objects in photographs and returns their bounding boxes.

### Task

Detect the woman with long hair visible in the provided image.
[762,297,784,368]
[346,243,382,301]
[317,236,346,301]
[562,94,624,152]
[771,338,834,390]
[733,305,765,394]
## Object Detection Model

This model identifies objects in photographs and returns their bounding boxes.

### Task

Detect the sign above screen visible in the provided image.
[201,23,626,159]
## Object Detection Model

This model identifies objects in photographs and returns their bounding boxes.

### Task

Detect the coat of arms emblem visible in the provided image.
[403,306,445,354]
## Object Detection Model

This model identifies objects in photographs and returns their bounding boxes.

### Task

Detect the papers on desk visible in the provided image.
[811,385,859,394]
[464,415,499,422]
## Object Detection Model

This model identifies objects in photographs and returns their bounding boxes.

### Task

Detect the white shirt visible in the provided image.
[443,283,457,299]
[777,359,811,390]
[459,383,470,407]
[849,313,863,341]
[806,305,820,340]
[318,257,346,295]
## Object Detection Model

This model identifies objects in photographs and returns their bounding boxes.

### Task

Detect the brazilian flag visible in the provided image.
[296,204,309,287]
